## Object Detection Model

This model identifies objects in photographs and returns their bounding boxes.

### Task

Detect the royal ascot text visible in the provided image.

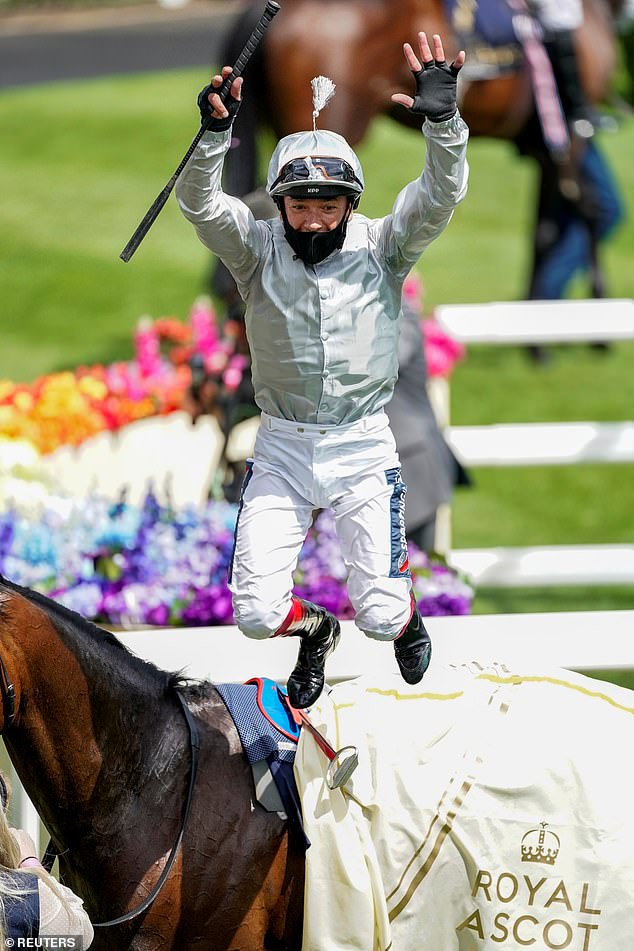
[456,869,602,949]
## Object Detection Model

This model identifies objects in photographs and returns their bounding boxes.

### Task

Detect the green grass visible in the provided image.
[582,668,634,690]
[1,73,213,378]
[1,69,633,617]
[473,585,634,615]
[2,69,633,380]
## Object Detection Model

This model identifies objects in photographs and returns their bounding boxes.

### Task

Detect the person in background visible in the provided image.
[526,141,624,304]
[185,311,258,504]
[385,275,466,551]
[0,772,94,947]
[519,0,625,358]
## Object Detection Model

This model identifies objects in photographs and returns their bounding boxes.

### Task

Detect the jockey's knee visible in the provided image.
[234,617,273,640]
[359,622,402,642]
[354,594,411,642]
[232,595,288,640]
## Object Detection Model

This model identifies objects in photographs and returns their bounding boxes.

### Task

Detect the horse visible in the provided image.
[222,0,618,184]
[216,0,623,308]
[2,573,634,948]
[0,574,305,950]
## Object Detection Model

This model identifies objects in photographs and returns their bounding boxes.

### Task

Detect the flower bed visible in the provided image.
[0,283,464,455]
[0,284,472,623]
[0,491,474,627]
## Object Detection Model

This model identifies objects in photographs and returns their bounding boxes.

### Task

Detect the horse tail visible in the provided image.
[219,3,269,197]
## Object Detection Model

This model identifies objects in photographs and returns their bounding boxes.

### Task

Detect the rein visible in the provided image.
[42,688,201,928]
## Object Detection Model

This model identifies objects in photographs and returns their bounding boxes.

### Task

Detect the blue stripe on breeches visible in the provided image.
[228,459,254,585]
[385,467,411,579]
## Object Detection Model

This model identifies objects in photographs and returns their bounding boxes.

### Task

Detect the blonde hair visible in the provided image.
[0,773,70,944]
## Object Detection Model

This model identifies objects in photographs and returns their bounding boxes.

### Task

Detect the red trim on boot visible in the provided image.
[394,593,416,639]
[272,596,305,637]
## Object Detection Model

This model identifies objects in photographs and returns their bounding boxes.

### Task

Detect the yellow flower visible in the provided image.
[13,391,35,413]
[78,376,108,400]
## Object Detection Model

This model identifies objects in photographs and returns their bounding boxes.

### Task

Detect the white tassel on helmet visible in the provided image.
[311,76,336,130]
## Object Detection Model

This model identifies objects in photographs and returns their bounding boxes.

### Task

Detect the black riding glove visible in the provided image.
[197,82,241,132]
[409,58,460,123]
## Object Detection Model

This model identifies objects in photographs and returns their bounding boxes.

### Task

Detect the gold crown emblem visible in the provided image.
[521,822,560,866]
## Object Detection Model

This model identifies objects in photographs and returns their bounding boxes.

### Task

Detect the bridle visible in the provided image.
[0,654,16,729]
[0,665,200,929]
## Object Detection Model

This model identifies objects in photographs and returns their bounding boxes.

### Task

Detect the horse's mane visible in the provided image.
[0,573,210,701]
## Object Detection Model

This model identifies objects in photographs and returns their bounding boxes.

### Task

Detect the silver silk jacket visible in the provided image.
[176,116,469,425]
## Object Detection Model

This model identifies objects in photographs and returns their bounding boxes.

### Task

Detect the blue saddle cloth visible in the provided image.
[215,677,308,848]
[443,0,522,76]
[444,0,517,47]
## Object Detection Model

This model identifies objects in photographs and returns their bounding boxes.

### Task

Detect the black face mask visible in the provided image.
[280,201,353,266]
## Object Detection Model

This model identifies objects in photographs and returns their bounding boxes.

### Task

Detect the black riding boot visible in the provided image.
[393,607,432,685]
[282,598,341,709]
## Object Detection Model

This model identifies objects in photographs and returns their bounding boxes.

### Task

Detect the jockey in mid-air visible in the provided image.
[177,31,469,709]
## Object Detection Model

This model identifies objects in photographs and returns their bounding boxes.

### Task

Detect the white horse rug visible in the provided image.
[294,662,634,950]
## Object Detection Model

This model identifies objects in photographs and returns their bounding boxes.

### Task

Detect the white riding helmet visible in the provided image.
[267,130,364,205]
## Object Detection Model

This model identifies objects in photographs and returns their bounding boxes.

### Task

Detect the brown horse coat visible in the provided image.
[0,577,304,950]
[258,0,617,143]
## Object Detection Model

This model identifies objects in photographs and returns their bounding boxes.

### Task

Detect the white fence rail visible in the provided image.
[435,298,634,344]
[451,544,634,587]
[447,421,634,467]
[435,298,634,587]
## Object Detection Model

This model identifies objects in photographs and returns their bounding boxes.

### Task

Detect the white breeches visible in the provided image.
[228,411,412,641]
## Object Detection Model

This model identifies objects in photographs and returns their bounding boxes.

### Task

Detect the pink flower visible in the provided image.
[403,273,424,309]
[223,367,242,391]
[223,355,248,392]
[134,318,163,379]
[189,296,219,358]
[423,317,466,378]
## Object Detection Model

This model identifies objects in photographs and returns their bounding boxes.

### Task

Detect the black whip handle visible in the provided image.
[120,0,281,263]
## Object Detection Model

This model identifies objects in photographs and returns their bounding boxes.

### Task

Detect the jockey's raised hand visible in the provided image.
[198,65,243,131]
[392,32,465,123]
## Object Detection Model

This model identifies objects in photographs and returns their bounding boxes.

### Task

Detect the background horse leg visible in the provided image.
[525,151,562,363]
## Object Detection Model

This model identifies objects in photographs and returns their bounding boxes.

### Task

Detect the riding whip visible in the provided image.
[120,0,281,263]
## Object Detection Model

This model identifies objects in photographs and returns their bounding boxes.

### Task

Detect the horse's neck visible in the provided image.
[4,604,180,844]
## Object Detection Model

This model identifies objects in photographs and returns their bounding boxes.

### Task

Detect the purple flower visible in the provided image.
[146,603,171,626]
[0,491,473,627]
